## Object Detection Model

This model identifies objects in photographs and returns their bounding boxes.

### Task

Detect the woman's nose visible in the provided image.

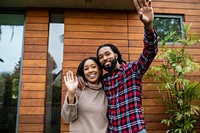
[88,67,93,72]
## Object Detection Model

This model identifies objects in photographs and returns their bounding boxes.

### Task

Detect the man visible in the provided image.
[96,0,158,132]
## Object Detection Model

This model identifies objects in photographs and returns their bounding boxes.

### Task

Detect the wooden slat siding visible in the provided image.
[64,38,128,46]
[64,10,127,19]
[129,47,200,55]
[64,53,129,62]
[65,25,127,33]
[61,10,129,133]
[19,124,44,132]
[22,83,45,91]
[24,45,48,53]
[25,37,48,45]
[21,90,45,99]
[24,52,47,60]
[18,9,49,133]
[20,115,44,123]
[65,46,128,54]
[23,67,46,75]
[154,2,200,9]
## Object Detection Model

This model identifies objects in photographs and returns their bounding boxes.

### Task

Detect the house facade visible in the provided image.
[0,0,199,133]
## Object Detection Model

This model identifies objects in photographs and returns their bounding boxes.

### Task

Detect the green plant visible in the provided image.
[146,23,200,133]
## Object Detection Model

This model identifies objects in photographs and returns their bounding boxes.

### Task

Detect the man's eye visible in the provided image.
[105,52,110,56]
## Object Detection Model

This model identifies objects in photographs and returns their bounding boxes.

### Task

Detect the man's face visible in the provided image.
[97,46,118,72]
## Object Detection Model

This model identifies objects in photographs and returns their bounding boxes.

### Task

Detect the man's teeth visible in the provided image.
[105,62,110,66]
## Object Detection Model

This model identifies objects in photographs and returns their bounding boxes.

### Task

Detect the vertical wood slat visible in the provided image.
[18,9,49,133]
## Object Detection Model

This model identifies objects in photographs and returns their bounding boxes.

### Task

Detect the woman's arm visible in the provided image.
[61,71,79,122]
[61,92,78,122]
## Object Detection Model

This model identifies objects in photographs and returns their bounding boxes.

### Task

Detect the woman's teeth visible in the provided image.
[89,74,96,78]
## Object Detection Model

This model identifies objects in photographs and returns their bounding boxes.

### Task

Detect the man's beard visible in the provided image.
[102,58,117,73]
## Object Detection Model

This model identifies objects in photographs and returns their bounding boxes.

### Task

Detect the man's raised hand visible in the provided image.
[133,0,154,31]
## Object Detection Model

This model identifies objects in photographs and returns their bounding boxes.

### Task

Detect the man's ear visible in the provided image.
[115,54,118,59]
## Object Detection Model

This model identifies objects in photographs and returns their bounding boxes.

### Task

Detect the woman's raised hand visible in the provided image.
[64,71,78,95]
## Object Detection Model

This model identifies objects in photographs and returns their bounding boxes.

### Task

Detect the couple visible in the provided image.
[61,0,158,132]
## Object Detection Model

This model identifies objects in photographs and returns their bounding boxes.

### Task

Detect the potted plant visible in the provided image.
[146,23,200,133]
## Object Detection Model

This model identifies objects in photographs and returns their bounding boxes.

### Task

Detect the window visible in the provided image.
[154,14,184,43]
[0,13,25,133]
[45,12,64,133]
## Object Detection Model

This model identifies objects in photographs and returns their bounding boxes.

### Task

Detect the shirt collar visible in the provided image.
[108,62,126,75]
[118,62,126,70]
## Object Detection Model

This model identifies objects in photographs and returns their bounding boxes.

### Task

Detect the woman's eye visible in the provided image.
[84,68,88,71]
[92,65,96,69]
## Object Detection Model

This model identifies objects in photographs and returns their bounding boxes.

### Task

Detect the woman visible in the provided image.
[61,57,108,133]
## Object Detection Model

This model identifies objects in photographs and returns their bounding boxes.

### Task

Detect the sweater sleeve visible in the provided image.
[61,92,78,122]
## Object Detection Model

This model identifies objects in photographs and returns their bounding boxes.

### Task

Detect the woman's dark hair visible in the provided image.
[76,57,103,82]
[96,44,126,64]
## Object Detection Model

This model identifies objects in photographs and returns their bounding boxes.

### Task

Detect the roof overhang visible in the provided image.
[0,0,135,10]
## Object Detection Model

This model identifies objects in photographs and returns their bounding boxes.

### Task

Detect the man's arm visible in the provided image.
[133,0,158,76]
[138,29,158,76]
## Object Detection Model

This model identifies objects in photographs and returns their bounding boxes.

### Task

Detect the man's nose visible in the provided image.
[103,55,107,61]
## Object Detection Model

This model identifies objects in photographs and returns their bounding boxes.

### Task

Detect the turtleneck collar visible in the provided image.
[86,82,102,90]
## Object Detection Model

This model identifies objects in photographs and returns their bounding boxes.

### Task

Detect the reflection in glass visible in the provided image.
[154,15,183,42]
[45,22,64,133]
[0,14,24,133]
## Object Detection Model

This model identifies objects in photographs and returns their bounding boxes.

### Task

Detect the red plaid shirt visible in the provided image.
[102,29,158,133]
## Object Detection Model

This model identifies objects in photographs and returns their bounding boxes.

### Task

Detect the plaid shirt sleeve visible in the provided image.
[136,28,158,76]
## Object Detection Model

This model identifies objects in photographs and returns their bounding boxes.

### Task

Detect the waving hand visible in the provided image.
[64,71,78,95]
[133,0,154,31]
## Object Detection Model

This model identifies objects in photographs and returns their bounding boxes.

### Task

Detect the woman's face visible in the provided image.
[83,59,100,84]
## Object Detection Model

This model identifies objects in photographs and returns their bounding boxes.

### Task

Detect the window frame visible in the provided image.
[154,14,184,44]
[0,11,25,133]
[45,11,64,133]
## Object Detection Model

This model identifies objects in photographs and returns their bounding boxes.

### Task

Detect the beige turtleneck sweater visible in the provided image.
[61,82,108,133]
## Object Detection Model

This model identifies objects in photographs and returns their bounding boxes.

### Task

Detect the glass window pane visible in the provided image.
[45,13,64,133]
[154,15,183,42]
[0,13,24,133]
